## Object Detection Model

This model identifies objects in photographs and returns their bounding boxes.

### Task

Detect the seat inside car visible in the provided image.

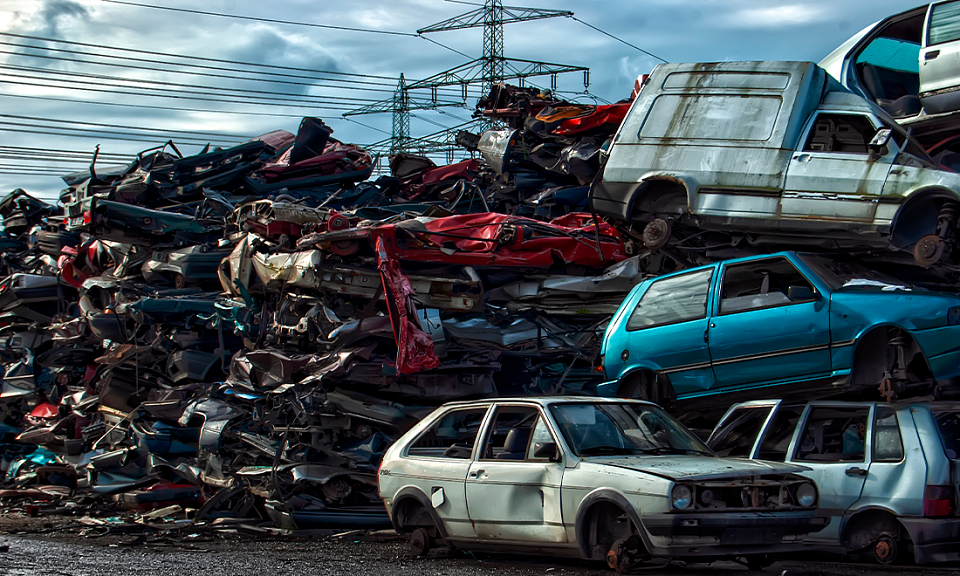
[496,427,532,459]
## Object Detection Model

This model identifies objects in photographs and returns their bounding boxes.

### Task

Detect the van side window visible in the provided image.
[795,406,869,462]
[803,114,877,154]
[408,407,489,459]
[758,406,803,461]
[719,257,815,315]
[627,268,713,330]
[873,406,904,462]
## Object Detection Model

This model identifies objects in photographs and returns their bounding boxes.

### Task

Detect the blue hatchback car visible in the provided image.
[598,252,960,409]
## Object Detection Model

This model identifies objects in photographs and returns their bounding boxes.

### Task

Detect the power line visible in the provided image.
[0,36,483,98]
[570,16,667,63]
[99,0,419,37]
[0,32,398,81]
[0,114,251,140]
[0,146,133,160]
[0,70,379,106]
[342,118,392,136]
[0,93,315,118]
[0,77,361,110]
[0,120,244,145]
[0,126,237,146]
[0,51,398,95]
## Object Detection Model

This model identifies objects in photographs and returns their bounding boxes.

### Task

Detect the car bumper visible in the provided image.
[640,511,827,556]
[898,517,960,564]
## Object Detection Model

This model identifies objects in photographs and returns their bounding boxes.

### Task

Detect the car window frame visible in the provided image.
[402,404,492,461]
[927,0,960,47]
[476,404,558,463]
[798,111,884,157]
[707,404,776,458]
[872,405,906,463]
[716,256,819,317]
[788,404,874,464]
[625,267,714,332]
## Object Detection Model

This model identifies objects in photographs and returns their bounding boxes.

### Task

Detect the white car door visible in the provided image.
[465,406,566,543]
[782,112,892,224]
[921,0,960,113]
[785,404,873,544]
[400,406,490,539]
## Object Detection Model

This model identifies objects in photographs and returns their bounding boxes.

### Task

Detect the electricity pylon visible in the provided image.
[345,0,588,156]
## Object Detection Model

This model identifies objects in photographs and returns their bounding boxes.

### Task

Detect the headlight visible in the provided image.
[672,485,693,510]
[796,482,817,507]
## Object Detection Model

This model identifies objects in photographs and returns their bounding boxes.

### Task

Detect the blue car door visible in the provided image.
[617,267,716,396]
[708,256,831,391]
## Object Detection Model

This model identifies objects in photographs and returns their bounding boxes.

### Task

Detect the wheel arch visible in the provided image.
[625,176,697,223]
[840,506,904,551]
[849,324,931,388]
[889,187,959,250]
[612,368,676,409]
[574,488,654,560]
[390,486,450,540]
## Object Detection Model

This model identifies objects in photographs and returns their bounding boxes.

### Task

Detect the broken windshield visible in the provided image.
[549,402,713,457]
[798,254,918,292]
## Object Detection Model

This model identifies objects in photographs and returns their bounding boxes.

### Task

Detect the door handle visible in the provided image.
[469,469,485,478]
[793,153,812,163]
[926,50,941,60]
[845,467,868,477]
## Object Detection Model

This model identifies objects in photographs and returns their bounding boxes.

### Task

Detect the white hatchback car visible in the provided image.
[378,397,826,570]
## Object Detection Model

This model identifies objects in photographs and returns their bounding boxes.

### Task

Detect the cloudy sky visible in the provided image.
[0,0,931,202]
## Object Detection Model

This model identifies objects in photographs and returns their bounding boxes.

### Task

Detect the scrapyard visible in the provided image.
[7,0,960,573]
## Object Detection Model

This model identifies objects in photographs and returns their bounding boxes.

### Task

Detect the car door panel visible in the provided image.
[782,113,892,224]
[922,1,960,99]
[708,257,831,389]
[465,410,566,543]
[786,404,872,543]
[466,461,565,542]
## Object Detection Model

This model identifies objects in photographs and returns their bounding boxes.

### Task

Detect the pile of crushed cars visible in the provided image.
[0,87,647,530]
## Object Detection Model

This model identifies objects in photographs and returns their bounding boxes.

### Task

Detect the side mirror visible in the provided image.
[869,128,892,147]
[787,285,818,301]
[533,441,562,462]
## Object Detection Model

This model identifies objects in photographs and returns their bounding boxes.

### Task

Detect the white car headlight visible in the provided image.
[796,482,817,507]
[672,484,693,510]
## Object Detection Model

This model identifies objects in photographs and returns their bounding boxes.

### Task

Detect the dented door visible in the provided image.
[782,112,892,224]
[466,410,566,543]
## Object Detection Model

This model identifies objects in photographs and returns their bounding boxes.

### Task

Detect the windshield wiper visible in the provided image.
[579,445,644,456]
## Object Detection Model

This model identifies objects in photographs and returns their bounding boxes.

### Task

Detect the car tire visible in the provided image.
[409,527,432,557]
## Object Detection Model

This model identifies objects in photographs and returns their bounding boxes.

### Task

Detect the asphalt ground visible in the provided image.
[3,522,960,576]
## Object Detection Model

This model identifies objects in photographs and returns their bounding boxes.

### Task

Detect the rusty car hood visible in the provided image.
[589,455,808,481]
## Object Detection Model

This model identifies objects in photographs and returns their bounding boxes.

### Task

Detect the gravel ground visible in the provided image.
[2,513,960,576]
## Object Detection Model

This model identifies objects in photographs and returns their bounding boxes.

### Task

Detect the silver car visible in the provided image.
[708,399,960,564]
[378,397,825,571]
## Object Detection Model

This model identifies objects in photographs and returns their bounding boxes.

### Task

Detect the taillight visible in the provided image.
[82,211,92,225]
[923,485,955,517]
[596,354,605,375]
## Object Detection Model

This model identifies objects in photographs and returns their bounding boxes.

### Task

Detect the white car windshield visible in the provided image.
[549,402,714,457]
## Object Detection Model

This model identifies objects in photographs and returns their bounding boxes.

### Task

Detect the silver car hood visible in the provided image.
[589,455,807,482]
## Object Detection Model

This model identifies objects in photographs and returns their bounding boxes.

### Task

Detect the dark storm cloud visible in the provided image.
[36,0,89,37]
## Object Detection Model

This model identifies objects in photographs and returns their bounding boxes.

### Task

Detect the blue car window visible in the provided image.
[872,406,904,462]
[626,268,712,330]
[932,410,960,459]
[720,257,815,315]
